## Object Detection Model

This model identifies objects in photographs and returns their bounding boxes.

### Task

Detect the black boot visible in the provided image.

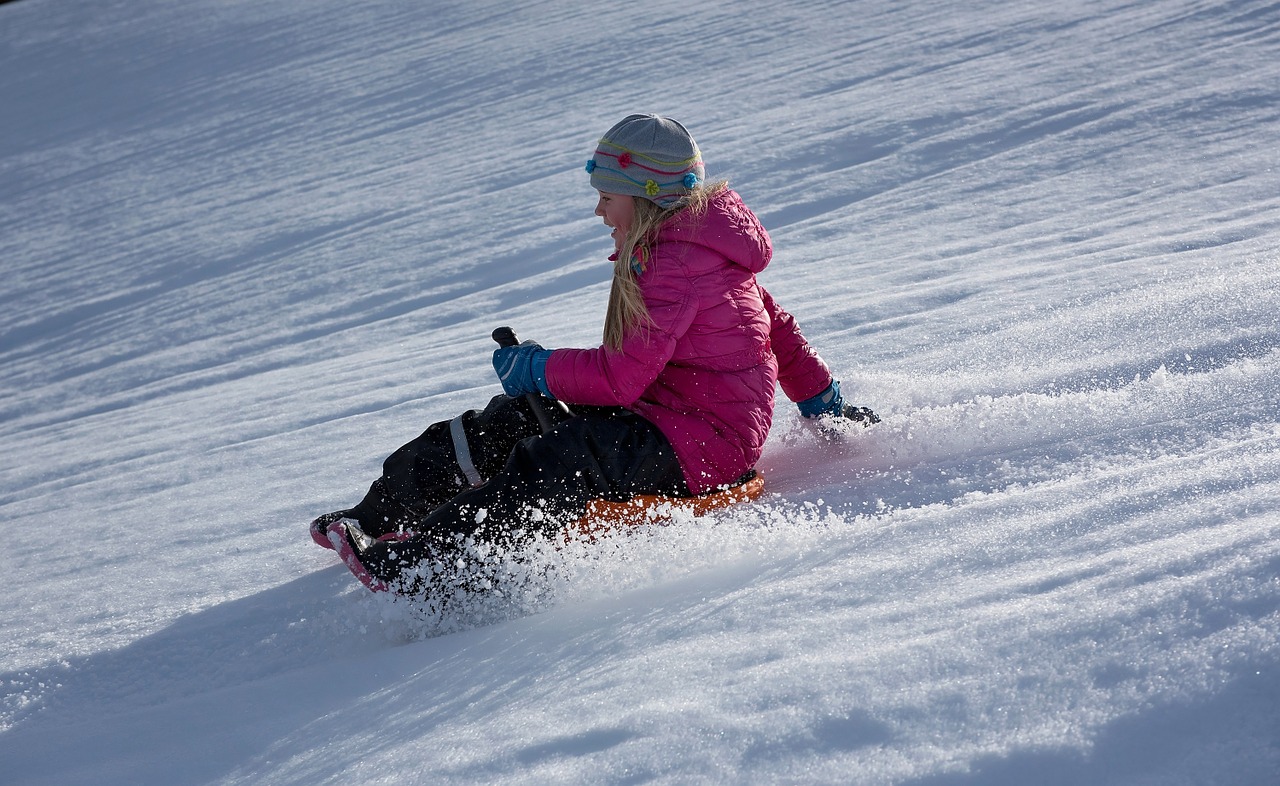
[328,520,439,595]
[309,509,356,549]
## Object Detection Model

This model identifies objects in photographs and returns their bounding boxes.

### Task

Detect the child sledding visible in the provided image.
[310,114,876,597]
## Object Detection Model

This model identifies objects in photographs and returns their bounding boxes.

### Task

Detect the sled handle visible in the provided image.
[491,325,520,349]
[492,326,569,433]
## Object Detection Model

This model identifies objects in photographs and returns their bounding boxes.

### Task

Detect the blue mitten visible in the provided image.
[492,341,554,398]
[798,380,881,426]
[797,380,844,418]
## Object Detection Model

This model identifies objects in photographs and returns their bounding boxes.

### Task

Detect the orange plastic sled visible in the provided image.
[569,471,766,540]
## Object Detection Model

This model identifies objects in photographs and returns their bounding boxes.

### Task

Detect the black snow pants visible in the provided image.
[347,394,689,547]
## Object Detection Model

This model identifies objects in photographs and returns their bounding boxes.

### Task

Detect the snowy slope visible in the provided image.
[2,0,1278,783]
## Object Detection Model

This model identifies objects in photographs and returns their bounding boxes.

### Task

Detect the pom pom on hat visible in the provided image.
[585,114,706,207]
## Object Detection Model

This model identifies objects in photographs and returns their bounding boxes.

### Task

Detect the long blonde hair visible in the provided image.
[603,181,728,350]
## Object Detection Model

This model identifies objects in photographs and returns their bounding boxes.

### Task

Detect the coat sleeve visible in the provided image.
[544,254,699,406]
[761,285,833,403]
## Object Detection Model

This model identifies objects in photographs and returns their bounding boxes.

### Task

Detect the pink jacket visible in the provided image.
[545,189,832,493]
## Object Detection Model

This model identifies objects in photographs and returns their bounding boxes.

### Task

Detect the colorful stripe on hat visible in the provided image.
[587,135,703,206]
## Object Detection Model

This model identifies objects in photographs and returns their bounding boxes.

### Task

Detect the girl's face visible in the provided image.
[595,191,634,252]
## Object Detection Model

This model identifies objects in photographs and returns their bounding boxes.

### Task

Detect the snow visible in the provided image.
[2,0,1278,782]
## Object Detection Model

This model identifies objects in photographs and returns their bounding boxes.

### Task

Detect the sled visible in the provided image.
[314,471,766,560]
[570,470,765,539]
[319,472,765,594]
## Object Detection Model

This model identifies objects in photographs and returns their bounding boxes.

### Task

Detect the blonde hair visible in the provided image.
[602,181,728,350]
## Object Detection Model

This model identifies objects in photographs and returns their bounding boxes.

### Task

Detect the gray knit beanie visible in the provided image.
[585,114,705,207]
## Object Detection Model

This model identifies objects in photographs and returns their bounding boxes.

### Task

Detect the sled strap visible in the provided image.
[450,415,484,487]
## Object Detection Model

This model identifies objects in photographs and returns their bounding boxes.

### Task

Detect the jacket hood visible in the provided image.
[656,188,773,274]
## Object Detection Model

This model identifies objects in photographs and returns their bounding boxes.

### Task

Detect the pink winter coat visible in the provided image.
[545,189,832,493]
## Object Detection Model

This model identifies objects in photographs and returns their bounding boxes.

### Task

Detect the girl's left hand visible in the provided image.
[492,341,555,398]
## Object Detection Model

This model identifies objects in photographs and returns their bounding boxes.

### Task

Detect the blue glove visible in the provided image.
[492,341,554,398]
[798,379,881,426]
[798,380,844,418]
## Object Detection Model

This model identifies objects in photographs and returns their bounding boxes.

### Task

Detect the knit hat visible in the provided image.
[585,114,705,207]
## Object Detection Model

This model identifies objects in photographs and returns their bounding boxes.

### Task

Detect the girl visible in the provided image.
[313,114,875,595]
